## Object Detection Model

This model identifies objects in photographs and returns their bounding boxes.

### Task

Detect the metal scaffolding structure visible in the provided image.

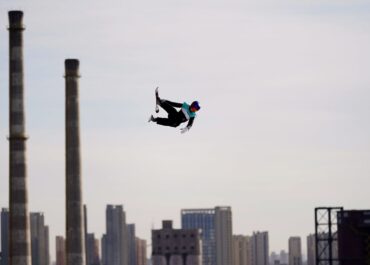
[315,207,343,265]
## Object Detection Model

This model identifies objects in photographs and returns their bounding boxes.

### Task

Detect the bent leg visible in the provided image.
[156,118,178,127]
[159,100,178,116]
[156,114,182,127]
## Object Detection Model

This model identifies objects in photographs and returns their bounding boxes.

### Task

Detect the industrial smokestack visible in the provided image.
[8,10,31,265]
[65,59,85,265]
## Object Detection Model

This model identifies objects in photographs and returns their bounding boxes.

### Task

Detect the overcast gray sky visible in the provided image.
[1,0,370,260]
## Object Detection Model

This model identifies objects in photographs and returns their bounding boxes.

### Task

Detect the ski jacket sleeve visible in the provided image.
[165,100,183,108]
[186,117,195,128]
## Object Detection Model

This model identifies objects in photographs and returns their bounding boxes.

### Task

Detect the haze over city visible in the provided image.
[0,0,370,263]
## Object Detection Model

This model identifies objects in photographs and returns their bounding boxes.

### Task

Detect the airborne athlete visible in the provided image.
[148,87,201,134]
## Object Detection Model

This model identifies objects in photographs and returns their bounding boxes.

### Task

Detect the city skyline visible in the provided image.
[3,203,339,264]
[1,203,369,264]
[0,0,370,262]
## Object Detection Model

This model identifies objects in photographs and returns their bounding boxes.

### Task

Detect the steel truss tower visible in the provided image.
[315,207,343,265]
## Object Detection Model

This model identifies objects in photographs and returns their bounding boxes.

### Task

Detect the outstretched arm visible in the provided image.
[180,117,195,134]
[187,117,194,128]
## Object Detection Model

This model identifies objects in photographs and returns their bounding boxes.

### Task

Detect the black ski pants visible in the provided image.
[156,100,183,127]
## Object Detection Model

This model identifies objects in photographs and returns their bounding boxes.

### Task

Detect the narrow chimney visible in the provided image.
[8,10,31,265]
[65,59,85,265]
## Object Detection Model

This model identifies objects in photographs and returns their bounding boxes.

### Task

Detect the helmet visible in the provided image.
[190,101,201,110]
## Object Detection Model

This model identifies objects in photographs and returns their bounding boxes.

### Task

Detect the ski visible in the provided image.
[155,87,159,113]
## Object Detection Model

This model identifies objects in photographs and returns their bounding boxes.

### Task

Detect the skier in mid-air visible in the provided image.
[148,87,201,133]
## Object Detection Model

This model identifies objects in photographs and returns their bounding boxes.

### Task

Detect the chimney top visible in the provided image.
[65,59,80,77]
[8,11,24,30]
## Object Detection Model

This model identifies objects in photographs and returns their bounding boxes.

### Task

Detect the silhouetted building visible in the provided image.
[215,207,233,265]
[251,231,269,265]
[101,235,107,265]
[152,220,202,265]
[337,210,370,265]
[232,235,252,265]
[280,250,288,265]
[102,205,129,265]
[86,234,100,265]
[30,213,50,265]
[135,238,147,265]
[1,209,9,265]
[270,252,280,265]
[306,235,315,265]
[84,205,88,264]
[127,224,136,265]
[55,236,66,265]
[288,237,301,265]
[181,206,232,265]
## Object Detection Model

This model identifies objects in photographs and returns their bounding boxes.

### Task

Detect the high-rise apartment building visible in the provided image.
[306,235,315,265]
[251,231,269,265]
[181,206,232,265]
[135,238,147,265]
[55,236,66,265]
[288,237,301,265]
[1,209,9,265]
[270,252,280,265]
[84,205,100,265]
[181,209,215,265]
[232,235,252,265]
[30,213,50,265]
[127,224,136,265]
[86,234,100,265]
[152,220,202,265]
[337,210,370,265]
[101,235,107,265]
[215,207,233,265]
[280,250,288,265]
[102,205,129,265]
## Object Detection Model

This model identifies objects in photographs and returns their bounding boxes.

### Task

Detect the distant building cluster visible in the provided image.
[2,207,370,265]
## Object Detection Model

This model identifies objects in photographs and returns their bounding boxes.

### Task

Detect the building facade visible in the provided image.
[306,234,315,265]
[102,205,129,265]
[181,206,232,265]
[30,213,50,265]
[55,236,66,265]
[279,250,288,265]
[337,210,370,265]
[127,224,137,265]
[269,252,279,265]
[215,207,233,265]
[86,234,100,265]
[1,209,9,265]
[251,231,269,265]
[152,220,202,265]
[135,238,147,265]
[288,237,301,265]
[232,235,252,265]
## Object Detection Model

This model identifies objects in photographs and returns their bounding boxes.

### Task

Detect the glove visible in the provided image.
[180,127,190,134]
